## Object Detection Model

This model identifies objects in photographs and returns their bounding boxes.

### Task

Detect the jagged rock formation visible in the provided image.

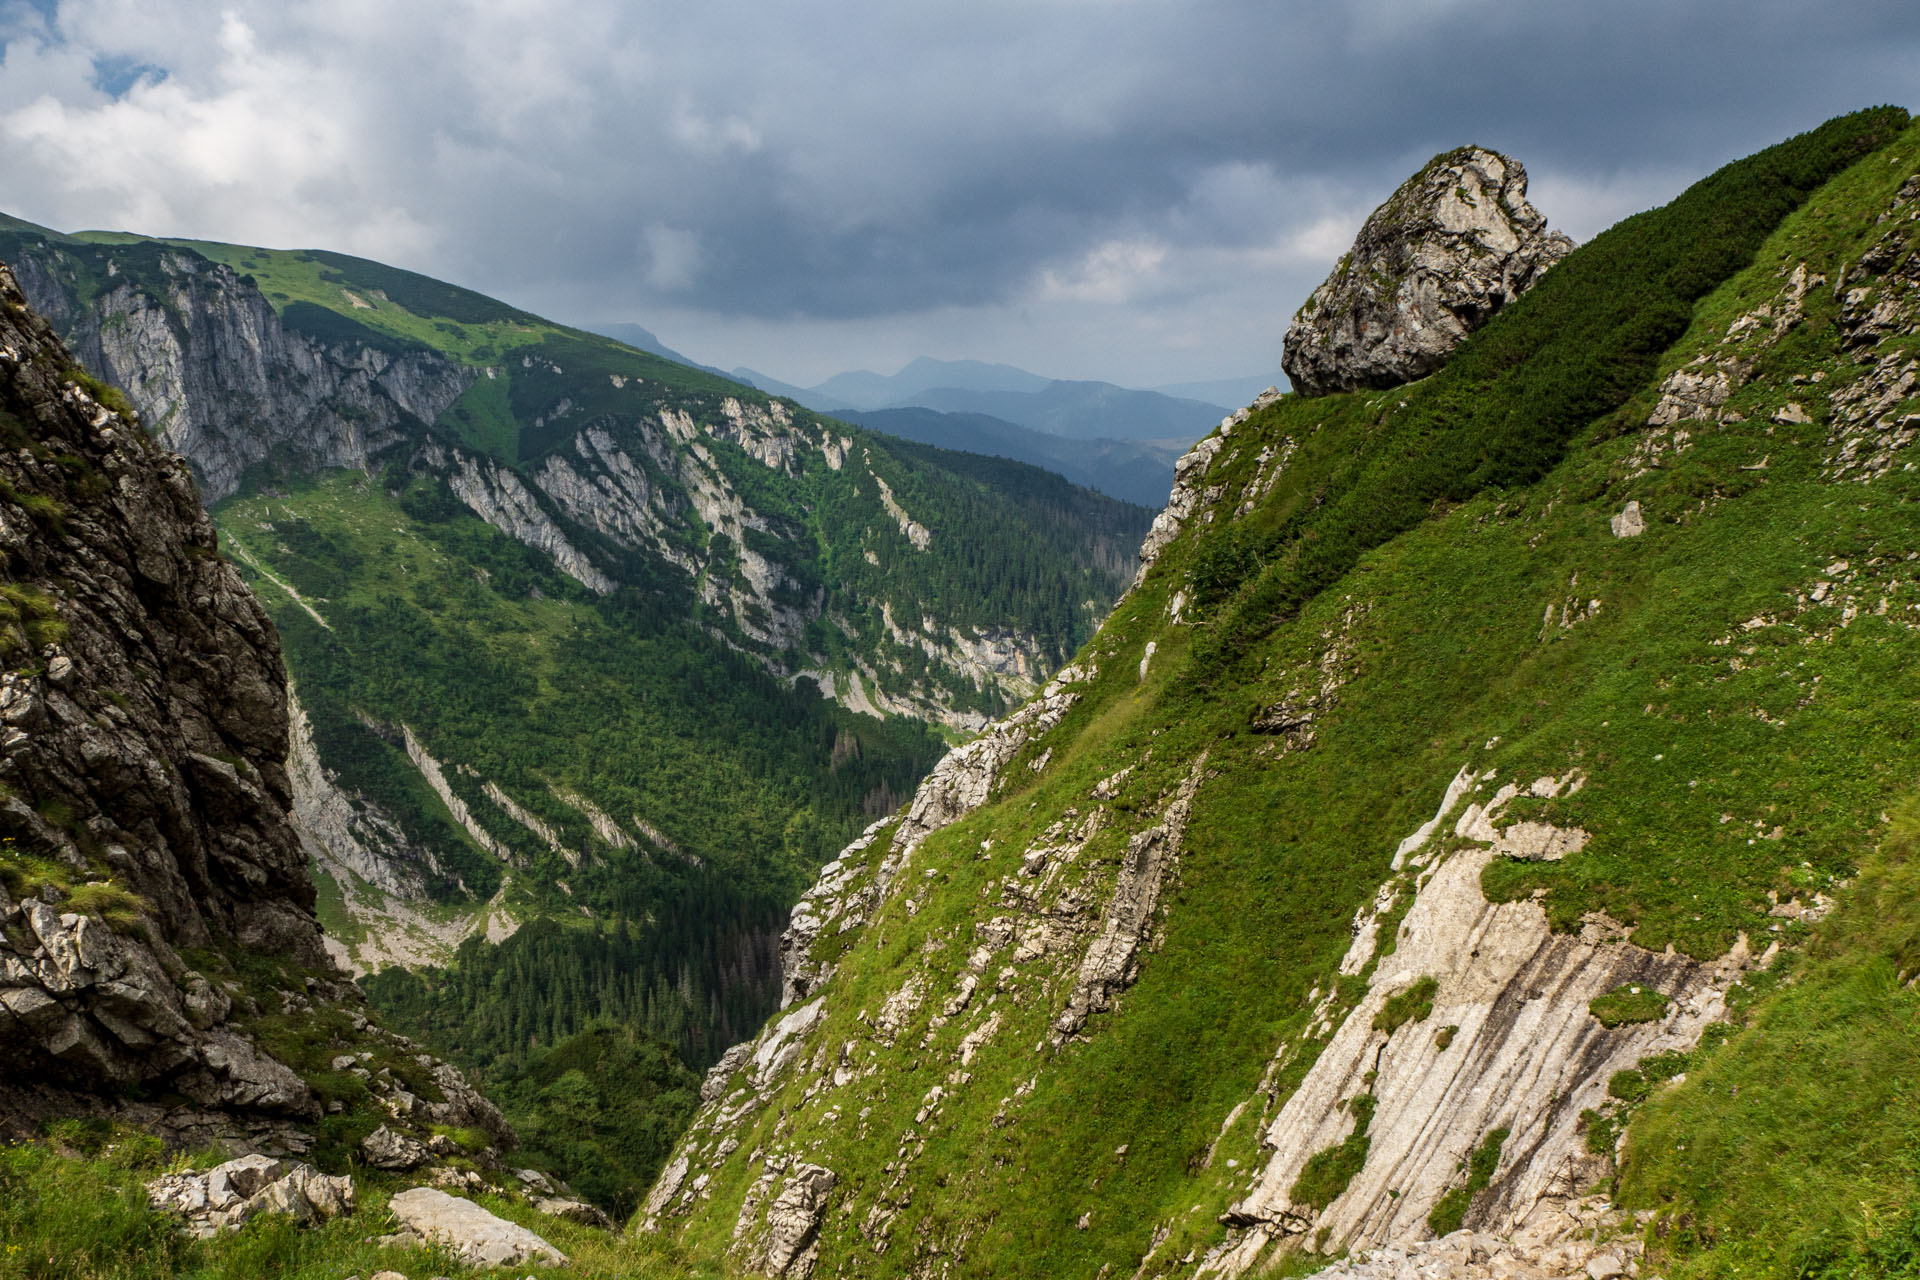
[10,245,472,503]
[1283,148,1572,397]
[146,1153,356,1237]
[0,261,508,1166]
[0,259,329,1114]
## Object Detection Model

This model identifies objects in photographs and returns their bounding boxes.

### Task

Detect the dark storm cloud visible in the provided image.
[0,0,1914,381]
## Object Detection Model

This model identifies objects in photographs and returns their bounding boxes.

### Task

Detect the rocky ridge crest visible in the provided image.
[1283,148,1572,397]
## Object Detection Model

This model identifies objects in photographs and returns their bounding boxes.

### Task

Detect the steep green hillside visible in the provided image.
[642,107,1920,1279]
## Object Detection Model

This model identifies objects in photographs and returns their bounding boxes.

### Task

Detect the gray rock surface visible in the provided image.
[1609,501,1646,538]
[387,1186,568,1268]
[361,1123,432,1171]
[8,243,473,502]
[0,258,332,1118]
[1283,148,1573,397]
[146,1152,355,1237]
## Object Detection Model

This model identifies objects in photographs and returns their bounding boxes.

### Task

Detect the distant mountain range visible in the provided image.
[724,355,1279,444]
[579,345,1278,504]
[836,406,1182,508]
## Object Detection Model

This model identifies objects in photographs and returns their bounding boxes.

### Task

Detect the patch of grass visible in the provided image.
[1427,1126,1509,1236]
[68,367,136,424]
[0,1130,706,1279]
[1291,1093,1378,1211]
[60,880,152,934]
[1619,797,1920,1278]
[1589,983,1672,1028]
[1373,975,1438,1034]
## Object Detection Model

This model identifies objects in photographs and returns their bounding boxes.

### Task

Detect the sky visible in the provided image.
[0,1,1915,389]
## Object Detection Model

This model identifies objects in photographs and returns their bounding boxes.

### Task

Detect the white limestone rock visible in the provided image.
[1609,500,1646,538]
[360,1123,431,1171]
[387,1186,568,1268]
[146,1153,355,1238]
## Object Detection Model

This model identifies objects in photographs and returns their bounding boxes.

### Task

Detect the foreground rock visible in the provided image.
[387,1186,568,1267]
[146,1152,354,1238]
[1283,147,1573,397]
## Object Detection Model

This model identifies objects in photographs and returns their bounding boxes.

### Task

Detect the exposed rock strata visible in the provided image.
[1283,149,1572,397]
[1204,767,1765,1268]
[8,243,473,502]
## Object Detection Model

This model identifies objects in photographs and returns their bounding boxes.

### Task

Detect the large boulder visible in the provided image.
[1282,148,1573,397]
[387,1186,568,1268]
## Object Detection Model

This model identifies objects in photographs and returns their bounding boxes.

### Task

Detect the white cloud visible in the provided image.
[1037,237,1167,303]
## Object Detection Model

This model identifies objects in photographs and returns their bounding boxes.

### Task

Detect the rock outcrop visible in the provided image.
[0,261,512,1164]
[387,1187,568,1267]
[145,1152,355,1237]
[1283,148,1572,397]
[0,258,336,1116]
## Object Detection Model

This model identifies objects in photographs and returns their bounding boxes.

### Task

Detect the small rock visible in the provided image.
[1610,500,1646,538]
[146,1154,354,1238]
[1772,401,1813,425]
[371,1272,408,1280]
[45,654,72,685]
[361,1125,431,1171]
[1587,1255,1627,1280]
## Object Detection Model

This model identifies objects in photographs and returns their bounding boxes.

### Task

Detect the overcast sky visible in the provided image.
[0,1,1915,389]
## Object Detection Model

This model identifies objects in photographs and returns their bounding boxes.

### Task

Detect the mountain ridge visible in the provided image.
[638,105,1920,1280]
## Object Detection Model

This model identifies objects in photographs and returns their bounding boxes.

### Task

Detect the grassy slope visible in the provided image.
[1618,800,1920,1279]
[657,110,1920,1276]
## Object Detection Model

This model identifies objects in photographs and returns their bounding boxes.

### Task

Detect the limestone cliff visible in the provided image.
[9,241,473,503]
[1283,148,1572,397]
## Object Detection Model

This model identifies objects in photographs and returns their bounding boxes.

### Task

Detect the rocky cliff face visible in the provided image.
[1282,148,1572,397]
[0,262,503,1158]
[9,243,473,503]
